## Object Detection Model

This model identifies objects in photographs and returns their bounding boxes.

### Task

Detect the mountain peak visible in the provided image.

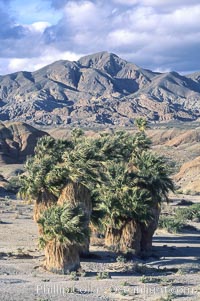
[0,51,200,126]
[78,51,128,76]
[78,51,119,65]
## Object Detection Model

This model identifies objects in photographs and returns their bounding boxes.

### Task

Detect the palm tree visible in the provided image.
[18,136,71,225]
[96,163,152,254]
[20,132,102,249]
[60,136,107,254]
[134,117,149,132]
[19,128,174,265]
[130,151,175,252]
[38,203,89,273]
[71,128,84,142]
[89,129,174,255]
[57,182,92,255]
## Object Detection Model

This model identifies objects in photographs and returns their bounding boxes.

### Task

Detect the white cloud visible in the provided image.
[107,29,150,49]
[25,21,51,33]
[0,0,200,74]
[7,48,82,73]
[112,0,139,5]
[63,0,109,30]
[112,0,200,8]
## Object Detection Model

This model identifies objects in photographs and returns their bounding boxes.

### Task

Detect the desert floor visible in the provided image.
[0,194,200,301]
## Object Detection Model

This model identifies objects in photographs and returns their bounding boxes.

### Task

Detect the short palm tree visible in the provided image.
[38,203,89,273]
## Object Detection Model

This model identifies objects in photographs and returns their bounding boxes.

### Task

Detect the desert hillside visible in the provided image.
[146,127,200,194]
[174,156,200,194]
[0,122,47,164]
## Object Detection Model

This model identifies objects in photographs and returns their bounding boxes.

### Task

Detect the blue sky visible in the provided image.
[11,0,61,24]
[0,0,200,75]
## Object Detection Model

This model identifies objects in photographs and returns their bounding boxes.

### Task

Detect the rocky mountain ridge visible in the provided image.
[0,51,200,126]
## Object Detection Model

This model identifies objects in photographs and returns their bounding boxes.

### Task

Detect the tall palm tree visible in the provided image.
[130,151,175,252]
[38,203,89,273]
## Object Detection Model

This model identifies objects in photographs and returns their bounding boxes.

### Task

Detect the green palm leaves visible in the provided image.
[19,136,73,201]
[131,151,174,203]
[97,163,152,229]
[38,203,89,248]
[19,127,174,224]
[19,126,174,256]
[135,117,149,132]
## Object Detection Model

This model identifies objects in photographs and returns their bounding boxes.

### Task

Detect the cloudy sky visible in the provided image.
[0,0,200,75]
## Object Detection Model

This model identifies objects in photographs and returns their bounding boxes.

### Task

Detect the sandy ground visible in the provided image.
[0,194,200,301]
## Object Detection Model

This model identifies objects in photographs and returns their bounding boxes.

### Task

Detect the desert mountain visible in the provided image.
[0,122,47,164]
[0,51,200,126]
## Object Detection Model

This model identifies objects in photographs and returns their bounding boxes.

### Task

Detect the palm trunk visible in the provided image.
[43,239,80,274]
[140,203,161,254]
[58,182,92,255]
[105,220,142,255]
[39,182,91,274]
[105,227,121,251]
[34,190,57,235]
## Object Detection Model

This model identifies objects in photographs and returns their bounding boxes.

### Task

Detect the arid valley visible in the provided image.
[0,122,200,301]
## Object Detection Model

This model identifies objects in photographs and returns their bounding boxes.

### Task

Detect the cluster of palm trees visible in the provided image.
[19,119,174,274]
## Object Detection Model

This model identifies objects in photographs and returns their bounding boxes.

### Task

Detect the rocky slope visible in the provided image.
[0,122,47,164]
[174,156,200,194]
[0,51,200,126]
[148,127,200,194]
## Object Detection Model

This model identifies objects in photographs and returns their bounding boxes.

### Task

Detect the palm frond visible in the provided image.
[38,203,89,247]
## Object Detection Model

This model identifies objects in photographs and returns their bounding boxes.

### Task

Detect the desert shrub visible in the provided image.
[121,281,130,286]
[140,276,162,283]
[158,294,176,301]
[70,271,79,281]
[96,271,111,279]
[177,199,194,206]
[184,189,200,196]
[140,275,148,283]
[158,216,185,233]
[175,204,200,221]
[175,188,183,194]
[5,176,21,193]
[116,255,127,263]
